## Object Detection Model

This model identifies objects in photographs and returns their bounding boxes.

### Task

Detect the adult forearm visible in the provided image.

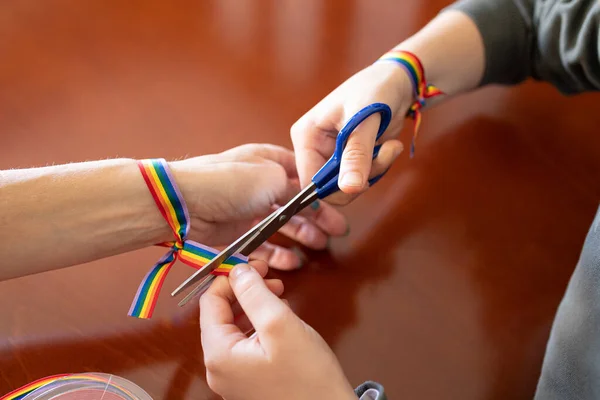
[0,159,169,280]
[395,10,486,97]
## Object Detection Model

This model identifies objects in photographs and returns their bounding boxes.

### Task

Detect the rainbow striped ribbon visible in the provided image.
[376,50,444,157]
[1,374,70,399]
[0,373,135,399]
[130,158,247,319]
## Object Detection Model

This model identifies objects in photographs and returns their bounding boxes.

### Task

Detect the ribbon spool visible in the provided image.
[3,373,152,400]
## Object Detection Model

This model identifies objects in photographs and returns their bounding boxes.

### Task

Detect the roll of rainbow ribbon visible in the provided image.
[0,372,151,400]
[375,49,444,157]
[129,158,247,319]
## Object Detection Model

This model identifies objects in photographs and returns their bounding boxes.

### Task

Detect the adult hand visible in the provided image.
[291,62,414,205]
[170,143,348,270]
[200,261,357,400]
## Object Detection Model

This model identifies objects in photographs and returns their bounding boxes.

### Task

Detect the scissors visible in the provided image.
[171,102,393,306]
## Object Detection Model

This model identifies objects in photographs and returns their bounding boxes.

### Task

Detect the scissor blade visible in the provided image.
[231,183,317,257]
[170,211,279,297]
[177,274,216,307]
[300,189,319,208]
[172,183,318,301]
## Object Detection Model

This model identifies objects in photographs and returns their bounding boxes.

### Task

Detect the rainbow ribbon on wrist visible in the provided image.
[129,158,247,319]
[376,50,444,157]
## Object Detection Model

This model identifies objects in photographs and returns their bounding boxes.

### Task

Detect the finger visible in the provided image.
[248,258,270,278]
[199,275,245,359]
[244,295,292,341]
[249,242,305,270]
[228,264,292,338]
[296,200,348,237]
[277,214,328,250]
[290,117,338,189]
[271,177,301,210]
[223,143,300,180]
[368,140,404,180]
[319,190,361,206]
[236,314,256,337]
[200,260,268,328]
[200,276,235,325]
[338,112,381,194]
[233,279,284,333]
[248,144,299,179]
[232,278,285,316]
[303,140,403,207]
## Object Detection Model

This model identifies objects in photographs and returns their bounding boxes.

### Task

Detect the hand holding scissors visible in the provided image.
[172,103,393,305]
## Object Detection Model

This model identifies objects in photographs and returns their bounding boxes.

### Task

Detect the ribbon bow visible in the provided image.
[129,158,247,319]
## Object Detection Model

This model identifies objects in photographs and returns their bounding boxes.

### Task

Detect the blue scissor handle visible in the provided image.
[311,103,392,198]
[316,144,384,198]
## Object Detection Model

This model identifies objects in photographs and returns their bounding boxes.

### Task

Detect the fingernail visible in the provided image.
[291,247,307,269]
[310,200,320,210]
[230,264,251,279]
[340,171,363,188]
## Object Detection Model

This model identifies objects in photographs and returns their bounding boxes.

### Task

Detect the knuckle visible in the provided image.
[240,142,259,150]
[206,372,223,394]
[246,154,265,164]
[261,308,290,335]
[236,143,261,155]
[241,144,262,156]
[290,118,310,141]
[204,352,226,374]
[342,144,370,164]
[270,164,289,183]
[235,275,262,300]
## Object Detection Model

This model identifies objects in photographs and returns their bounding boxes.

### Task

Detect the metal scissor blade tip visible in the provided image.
[171,262,215,297]
[177,276,215,306]
[171,186,317,300]
[171,226,264,297]
[171,272,198,296]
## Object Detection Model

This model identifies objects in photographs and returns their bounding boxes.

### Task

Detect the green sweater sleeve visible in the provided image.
[444,0,600,94]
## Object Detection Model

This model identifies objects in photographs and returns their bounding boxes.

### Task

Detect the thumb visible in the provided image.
[228,264,290,336]
[338,112,380,194]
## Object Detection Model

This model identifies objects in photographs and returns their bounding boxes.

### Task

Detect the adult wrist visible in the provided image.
[165,158,207,221]
[127,158,174,245]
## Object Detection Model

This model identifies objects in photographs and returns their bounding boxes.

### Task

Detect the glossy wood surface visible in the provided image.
[1,1,600,399]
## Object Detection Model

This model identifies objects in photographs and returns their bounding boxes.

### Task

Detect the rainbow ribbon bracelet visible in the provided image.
[129,158,247,319]
[376,50,444,157]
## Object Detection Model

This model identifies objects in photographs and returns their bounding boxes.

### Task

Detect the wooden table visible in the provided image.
[1,1,600,398]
